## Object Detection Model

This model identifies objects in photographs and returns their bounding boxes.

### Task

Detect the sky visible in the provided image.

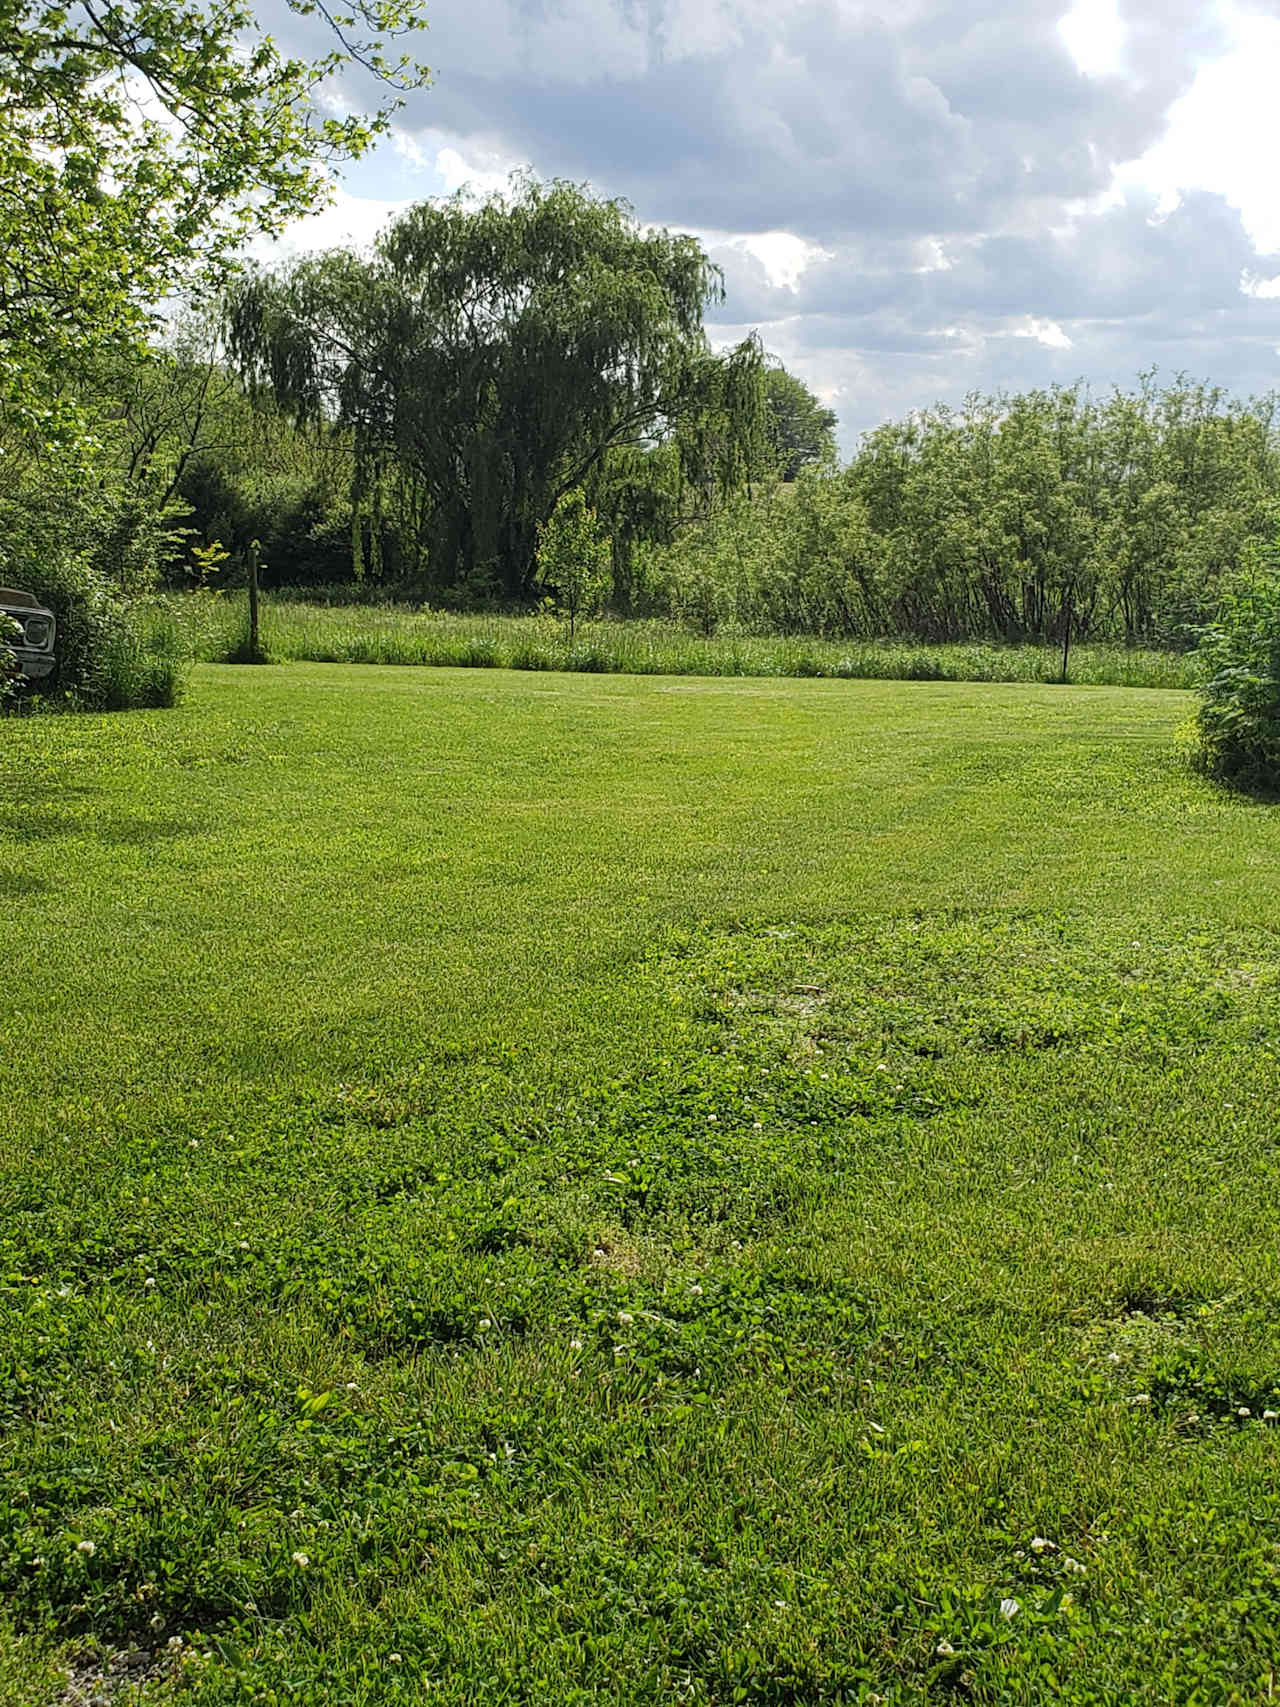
[268,0,1280,450]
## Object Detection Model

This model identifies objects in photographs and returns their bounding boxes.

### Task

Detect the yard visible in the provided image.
[2,665,1278,1704]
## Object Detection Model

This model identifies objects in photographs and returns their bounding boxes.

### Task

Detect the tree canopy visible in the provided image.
[0,0,429,414]
[762,364,838,479]
[226,177,766,599]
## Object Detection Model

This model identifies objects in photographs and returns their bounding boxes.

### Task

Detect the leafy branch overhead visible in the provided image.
[0,0,430,403]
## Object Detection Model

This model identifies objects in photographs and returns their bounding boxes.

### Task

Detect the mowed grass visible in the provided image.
[2,665,1279,1705]
[151,593,1199,689]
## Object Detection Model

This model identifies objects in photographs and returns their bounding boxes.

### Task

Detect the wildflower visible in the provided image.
[1129,1393,1151,1406]
[1264,1410,1278,1421]
[1237,1406,1251,1418]
[999,1598,1019,1620]
[689,1283,704,1295]
[166,1636,185,1653]
[617,1311,633,1325]
[569,1337,583,1351]
[1030,1537,1056,1554]
[292,1551,309,1569]
[144,1276,156,1289]
[935,1640,955,1657]
[707,1114,717,1123]
[1061,1557,1086,1577]
[76,1539,96,1556]
[477,1319,491,1332]
[389,1653,403,1664]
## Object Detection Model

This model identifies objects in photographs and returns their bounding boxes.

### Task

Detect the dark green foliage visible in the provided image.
[1193,529,1280,791]
[225,177,766,601]
[762,362,838,480]
[0,615,19,702]
[0,470,185,711]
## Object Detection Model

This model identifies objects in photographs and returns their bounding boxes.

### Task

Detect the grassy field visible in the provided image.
[149,593,1200,689]
[2,665,1279,1705]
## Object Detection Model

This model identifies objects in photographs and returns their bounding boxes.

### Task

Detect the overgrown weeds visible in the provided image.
[148,593,1199,688]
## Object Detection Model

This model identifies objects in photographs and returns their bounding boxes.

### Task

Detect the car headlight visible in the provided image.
[22,616,51,648]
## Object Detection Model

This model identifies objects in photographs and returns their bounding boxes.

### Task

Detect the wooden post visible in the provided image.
[248,538,261,662]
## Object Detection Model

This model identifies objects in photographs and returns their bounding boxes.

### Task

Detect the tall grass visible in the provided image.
[146,593,1200,689]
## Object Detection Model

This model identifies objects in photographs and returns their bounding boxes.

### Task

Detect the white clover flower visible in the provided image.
[477,1319,491,1332]
[569,1337,583,1351]
[1130,1393,1151,1406]
[1030,1537,1056,1554]
[617,1311,633,1325]
[1061,1557,1086,1577]
[1264,1410,1278,1421]
[1237,1406,1251,1418]
[75,1539,96,1556]
[689,1284,704,1296]
[292,1551,309,1569]
[935,1640,955,1657]
[389,1653,402,1664]
[166,1635,185,1652]
[999,1598,1019,1620]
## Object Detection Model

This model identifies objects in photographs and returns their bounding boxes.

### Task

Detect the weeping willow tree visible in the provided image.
[225,176,766,600]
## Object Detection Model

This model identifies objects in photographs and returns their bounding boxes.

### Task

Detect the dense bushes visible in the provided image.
[1193,530,1280,791]
[0,473,185,711]
[653,375,1280,645]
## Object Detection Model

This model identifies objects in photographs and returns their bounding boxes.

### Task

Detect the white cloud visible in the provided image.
[434,143,524,200]
[1241,268,1280,299]
[1116,1,1280,254]
[1011,316,1074,350]
[264,183,410,260]
[1057,0,1127,80]
[735,231,830,291]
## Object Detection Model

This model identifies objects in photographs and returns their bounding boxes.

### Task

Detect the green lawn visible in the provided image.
[2,665,1279,1705]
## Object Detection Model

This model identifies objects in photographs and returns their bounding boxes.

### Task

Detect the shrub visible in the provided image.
[0,478,188,711]
[1193,532,1280,791]
[536,490,611,640]
[0,614,20,702]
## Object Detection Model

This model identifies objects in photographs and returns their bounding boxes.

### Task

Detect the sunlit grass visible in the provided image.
[1,665,1277,1704]
[147,591,1199,689]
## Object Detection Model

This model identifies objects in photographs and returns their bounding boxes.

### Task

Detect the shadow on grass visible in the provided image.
[0,871,49,896]
[0,804,205,846]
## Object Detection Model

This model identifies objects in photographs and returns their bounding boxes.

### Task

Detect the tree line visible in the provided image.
[4,0,1280,711]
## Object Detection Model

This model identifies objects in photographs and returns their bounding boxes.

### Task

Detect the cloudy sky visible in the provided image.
[273,0,1280,449]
